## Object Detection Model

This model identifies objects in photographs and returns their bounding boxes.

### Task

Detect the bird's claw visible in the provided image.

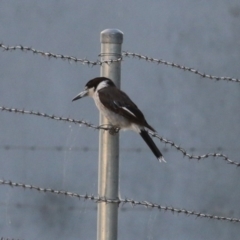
[109,126,120,135]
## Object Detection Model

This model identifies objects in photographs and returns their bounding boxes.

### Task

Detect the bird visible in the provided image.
[72,77,165,162]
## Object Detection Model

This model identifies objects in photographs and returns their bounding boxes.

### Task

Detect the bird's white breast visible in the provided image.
[93,91,136,130]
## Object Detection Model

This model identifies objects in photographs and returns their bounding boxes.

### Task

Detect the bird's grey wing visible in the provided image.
[98,88,154,130]
[98,88,143,118]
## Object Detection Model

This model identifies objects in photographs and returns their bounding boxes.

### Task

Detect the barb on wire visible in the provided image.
[122,51,240,83]
[0,43,122,66]
[1,106,240,167]
[0,179,239,223]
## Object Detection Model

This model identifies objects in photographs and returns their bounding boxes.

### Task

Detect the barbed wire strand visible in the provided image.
[148,131,240,166]
[1,43,240,83]
[0,145,231,153]
[0,179,239,223]
[1,106,239,167]
[122,52,240,83]
[0,43,122,66]
[0,106,106,129]
[0,145,169,153]
[1,238,22,240]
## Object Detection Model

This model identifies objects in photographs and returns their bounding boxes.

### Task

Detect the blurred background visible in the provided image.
[0,1,240,239]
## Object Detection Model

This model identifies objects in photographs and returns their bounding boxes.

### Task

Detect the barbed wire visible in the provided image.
[1,43,240,83]
[0,43,122,66]
[1,106,239,167]
[149,132,240,166]
[1,238,22,240]
[0,106,105,130]
[0,238,22,240]
[1,145,234,153]
[0,144,169,153]
[122,52,240,83]
[0,179,239,223]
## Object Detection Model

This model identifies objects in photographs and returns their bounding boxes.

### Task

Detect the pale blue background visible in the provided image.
[0,1,240,239]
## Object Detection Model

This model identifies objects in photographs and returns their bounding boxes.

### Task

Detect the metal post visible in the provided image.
[97,29,123,240]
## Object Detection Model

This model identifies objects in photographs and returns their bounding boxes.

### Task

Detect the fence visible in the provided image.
[1,29,240,240]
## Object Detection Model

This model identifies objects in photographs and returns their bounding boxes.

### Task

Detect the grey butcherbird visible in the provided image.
[72,77,165,162]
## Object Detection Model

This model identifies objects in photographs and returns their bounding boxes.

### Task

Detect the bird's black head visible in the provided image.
[72,77,115,101]
[85,77,115,91]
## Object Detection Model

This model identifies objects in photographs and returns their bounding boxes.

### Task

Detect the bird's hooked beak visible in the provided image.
[72,89,88,102]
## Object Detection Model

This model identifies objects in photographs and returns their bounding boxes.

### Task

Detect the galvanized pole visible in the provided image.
[97,29,123,240]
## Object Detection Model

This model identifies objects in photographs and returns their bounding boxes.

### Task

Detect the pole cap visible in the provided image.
[101,29,124,44]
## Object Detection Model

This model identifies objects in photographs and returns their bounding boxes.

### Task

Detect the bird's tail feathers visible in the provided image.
[144,122,156,132]
[139,130,166,162]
